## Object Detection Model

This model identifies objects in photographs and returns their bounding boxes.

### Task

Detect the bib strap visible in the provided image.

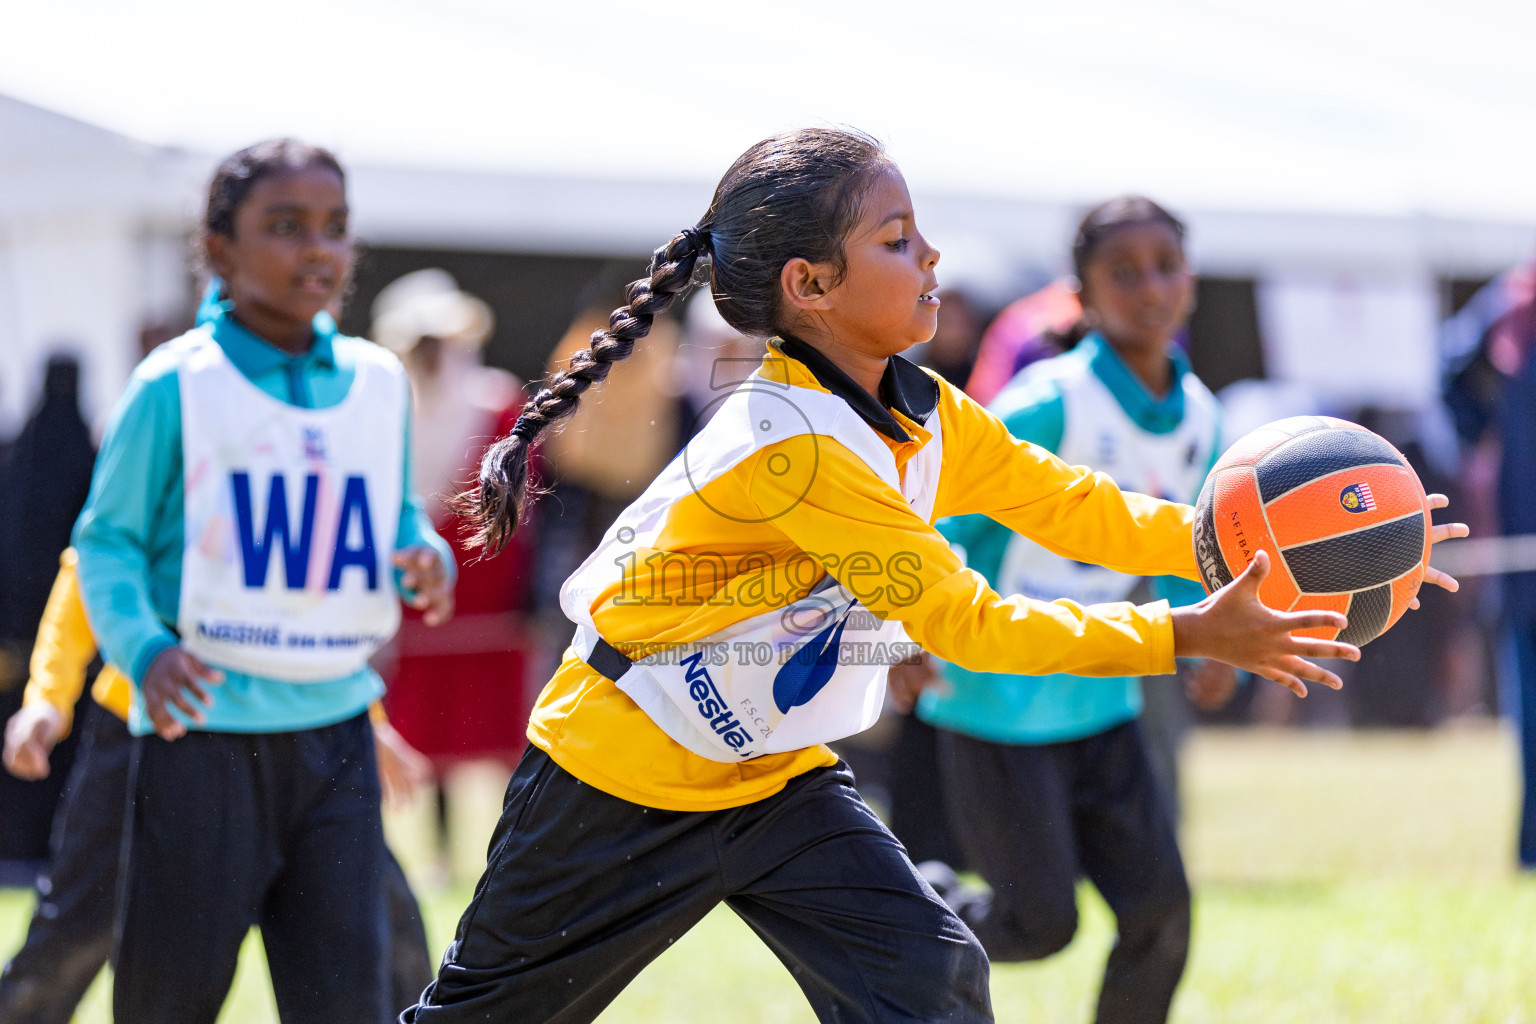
[585,637,633,682]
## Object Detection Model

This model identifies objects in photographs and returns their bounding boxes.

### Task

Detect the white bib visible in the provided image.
[560,372,943,762]
[998,358,1219,605]
[176,330,406,681]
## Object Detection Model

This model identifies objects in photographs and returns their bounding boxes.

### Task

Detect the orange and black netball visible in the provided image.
[1192,416,1431,646]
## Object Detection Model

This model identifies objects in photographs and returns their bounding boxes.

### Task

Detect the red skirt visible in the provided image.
[384,610,532,770]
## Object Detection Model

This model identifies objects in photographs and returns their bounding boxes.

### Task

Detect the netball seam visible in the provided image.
[1257,460,1405,506]
[1293,562,1421,600]
[1252,467,1304,596]
[1275,509,1426,552]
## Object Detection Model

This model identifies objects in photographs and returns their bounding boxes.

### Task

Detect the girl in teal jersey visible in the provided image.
[73,140,454,1024]
[911,198,1239,1024]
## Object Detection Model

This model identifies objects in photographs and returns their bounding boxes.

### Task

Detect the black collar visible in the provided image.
[775,335,941,444]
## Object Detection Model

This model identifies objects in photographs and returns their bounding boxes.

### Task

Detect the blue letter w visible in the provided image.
[231,472,319,589]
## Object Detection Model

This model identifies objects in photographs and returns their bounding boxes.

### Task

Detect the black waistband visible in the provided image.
[584,637,632,682]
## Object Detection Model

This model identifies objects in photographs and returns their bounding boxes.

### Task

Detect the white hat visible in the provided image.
[370,268,494,354]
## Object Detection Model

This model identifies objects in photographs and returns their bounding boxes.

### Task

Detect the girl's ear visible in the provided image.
[204,232,233,283]
[1072,276,1097,328]
[780,257,837,313]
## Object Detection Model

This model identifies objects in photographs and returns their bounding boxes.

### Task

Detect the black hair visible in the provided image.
[202,138,347,243]
[461,127,891,553]
[1049,195,1187,350]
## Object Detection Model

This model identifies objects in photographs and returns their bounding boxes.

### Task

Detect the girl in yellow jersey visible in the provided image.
[0,551,436,1022]
[405,129,1464,1024]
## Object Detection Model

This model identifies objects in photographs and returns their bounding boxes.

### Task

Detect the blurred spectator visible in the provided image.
[371,270,540,870]
[1441,263,1536,868]
[0,355,96,872]
[964,278,1081,406]
[675,289,765,438]
[909,286,988,388]
[0,357,94,645]
[544,266,684,517]
[536,266,685,625]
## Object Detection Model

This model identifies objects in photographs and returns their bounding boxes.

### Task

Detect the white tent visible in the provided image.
[0,94,195,434]
[4,0,1536,427]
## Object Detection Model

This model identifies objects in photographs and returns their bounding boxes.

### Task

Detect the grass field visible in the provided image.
[4,726,1536,1023]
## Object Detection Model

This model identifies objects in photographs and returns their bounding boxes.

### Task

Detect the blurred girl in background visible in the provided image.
[911,197,1231,1024]
[72,139,453,1023]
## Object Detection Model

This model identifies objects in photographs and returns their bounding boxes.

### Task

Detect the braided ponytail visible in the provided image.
[460,126,889,554]
[460,229,710,552]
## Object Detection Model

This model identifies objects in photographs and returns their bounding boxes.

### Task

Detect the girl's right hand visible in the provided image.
[3,702,66,780]
[887,653,940,714]
[142,647,225,741]
[1170,549,1360,697]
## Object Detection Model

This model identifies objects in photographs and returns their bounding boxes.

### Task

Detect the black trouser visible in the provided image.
[115,713,394,1024]
[0,703,130,1024]
[936,721,1190,1024]
[888,712,968,868]
[383,857,434,1018]
[0,705,433,1024]
[404,747,992,1024]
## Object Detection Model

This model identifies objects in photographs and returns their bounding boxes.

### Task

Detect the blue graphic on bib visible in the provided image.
[231,471,379,591]
[232,472,318,589]
[326,475,379,590]
[773,607,854,713]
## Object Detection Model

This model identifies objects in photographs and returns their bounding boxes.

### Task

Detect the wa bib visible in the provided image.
[176,330,406,681]
[997,359,1219,606]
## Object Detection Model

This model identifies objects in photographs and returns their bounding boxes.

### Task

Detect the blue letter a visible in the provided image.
[231,472,319,589]
[327,475,378,591]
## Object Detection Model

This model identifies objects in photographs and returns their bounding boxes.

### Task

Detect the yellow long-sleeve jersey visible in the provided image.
[529,341,1199,811]
[24,549,132,732]
[24,549,389,734]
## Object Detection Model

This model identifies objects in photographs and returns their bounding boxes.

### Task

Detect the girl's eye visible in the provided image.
[1112,266,1139,287]
[271,218,298,236]
[886,238,909,252]
[326,220,348,239]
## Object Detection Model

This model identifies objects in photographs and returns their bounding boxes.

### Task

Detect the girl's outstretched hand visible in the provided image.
[1411,493,1469,609]
[1170,550,1360,698]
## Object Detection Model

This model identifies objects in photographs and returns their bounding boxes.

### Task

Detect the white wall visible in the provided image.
[346,164,1536,393]
[0,214,189,436]
[3,102,1533,435]
[1257,274,1442,407]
